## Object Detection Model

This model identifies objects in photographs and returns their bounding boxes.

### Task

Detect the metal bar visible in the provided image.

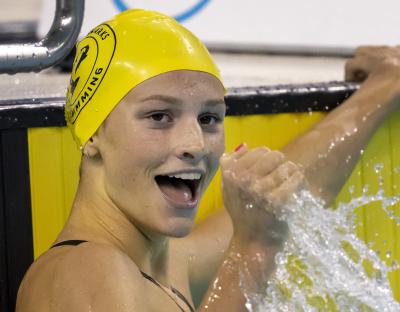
[0,0,84,74]
[207,42,355,58]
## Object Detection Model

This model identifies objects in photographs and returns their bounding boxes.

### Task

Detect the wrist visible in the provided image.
[227,236,282,292]
[362,74,400,112]
[232,219,288,248]
[231,231,287,253]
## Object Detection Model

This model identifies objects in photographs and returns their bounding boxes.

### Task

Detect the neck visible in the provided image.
[59,179,170,278]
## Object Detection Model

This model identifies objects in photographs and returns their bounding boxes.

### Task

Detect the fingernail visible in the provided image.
[234,143,244,152]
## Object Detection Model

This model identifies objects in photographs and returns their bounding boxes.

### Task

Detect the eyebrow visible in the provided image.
[140,94,225,106]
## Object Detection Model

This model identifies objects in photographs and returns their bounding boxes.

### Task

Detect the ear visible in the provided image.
[82,135,101,158]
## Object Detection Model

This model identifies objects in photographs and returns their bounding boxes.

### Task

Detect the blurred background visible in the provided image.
[1,0,399,95]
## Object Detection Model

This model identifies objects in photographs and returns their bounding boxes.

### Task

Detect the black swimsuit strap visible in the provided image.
[51,240,88,248]
[170,286,195,312]
[140,271,195,312]
[51,240,195,312]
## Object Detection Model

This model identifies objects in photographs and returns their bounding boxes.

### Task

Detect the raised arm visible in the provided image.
[283,46,400,205]
[184,46,400,309]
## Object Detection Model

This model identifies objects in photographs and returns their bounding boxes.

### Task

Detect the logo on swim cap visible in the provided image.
[65,24,116,124]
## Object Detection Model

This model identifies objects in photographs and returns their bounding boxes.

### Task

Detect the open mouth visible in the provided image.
[155,173,202,207]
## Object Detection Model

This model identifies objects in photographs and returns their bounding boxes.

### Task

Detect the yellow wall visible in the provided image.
[28,111,400,299]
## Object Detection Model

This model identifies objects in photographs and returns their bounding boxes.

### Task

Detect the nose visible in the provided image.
[174,120,206,164]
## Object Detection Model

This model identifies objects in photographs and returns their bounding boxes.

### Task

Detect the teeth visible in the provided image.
[168,173,201,180]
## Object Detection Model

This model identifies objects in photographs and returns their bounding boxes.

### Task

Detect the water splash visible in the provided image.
[243,185,400,311]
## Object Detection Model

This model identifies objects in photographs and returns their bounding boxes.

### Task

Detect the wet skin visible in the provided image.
[83,70,226,239]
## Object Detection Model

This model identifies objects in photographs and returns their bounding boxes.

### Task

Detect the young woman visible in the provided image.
[16,10,400,312]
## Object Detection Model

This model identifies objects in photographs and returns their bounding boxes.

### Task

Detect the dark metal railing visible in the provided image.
[0,0,84,74]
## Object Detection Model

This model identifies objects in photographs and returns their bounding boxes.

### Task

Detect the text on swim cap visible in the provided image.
[90,27,110,41]
[65,24,116,125]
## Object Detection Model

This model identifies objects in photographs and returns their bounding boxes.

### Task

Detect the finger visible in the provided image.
[254,161,300,194]
[248,150,285,177]
[230,146,271,172]
[231,143,249,160]
[345,46,397,81]
[345,58,370,82]
[220,142,249,163]
[220,145,248,169]
[267,171,306,209]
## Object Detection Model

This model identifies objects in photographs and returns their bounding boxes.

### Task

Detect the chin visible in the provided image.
[163,218,194,238]
[169,227,191,238]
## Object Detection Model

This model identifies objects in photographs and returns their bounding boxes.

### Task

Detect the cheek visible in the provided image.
[207,131,225,168]
[211,129,225,155]
[108,122,168,160]
[101,129,157,183]
[132,130,172,165]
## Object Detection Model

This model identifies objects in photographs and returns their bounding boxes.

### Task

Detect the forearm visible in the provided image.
[197,237,280,312]
[282,77,400,205]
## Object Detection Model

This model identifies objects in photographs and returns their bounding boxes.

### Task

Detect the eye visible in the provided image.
[148,112,173,123]
[198,114,222,127]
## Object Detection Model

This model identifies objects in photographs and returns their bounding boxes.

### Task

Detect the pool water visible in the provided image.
[243,166,400,311]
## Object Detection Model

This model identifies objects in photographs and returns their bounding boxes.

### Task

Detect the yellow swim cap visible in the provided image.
[65,9,223,148]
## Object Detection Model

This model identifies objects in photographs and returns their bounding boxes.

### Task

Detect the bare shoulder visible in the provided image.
[16,242,147,312]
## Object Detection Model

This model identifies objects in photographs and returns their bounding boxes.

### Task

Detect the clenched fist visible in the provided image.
[220,144,306,245]
[345,46,400,82]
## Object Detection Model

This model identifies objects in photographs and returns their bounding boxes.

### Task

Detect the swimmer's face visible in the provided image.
[93,70,225,238]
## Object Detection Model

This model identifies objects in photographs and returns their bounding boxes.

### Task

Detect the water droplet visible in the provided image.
[245,203,253,210]
[374,163,384,174]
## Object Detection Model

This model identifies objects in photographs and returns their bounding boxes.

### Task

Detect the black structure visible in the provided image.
[0,129,33,312]
[0,81,358,312]
[0,81,359,130]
